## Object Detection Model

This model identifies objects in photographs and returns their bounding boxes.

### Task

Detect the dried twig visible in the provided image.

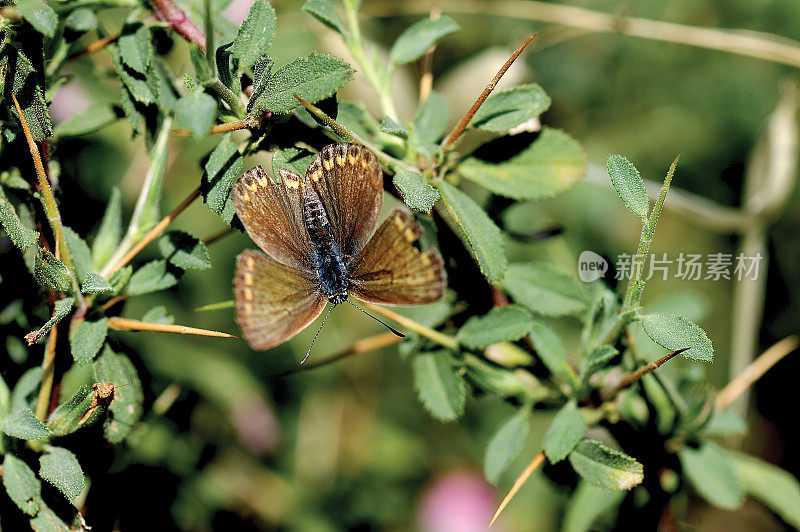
[108,317,236,338]
[602,348,689,401]
[489,450,546,526]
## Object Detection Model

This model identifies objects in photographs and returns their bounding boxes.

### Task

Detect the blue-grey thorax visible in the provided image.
[303,187,348,304]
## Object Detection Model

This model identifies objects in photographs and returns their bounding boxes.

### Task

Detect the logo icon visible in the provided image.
[578,251,608,282]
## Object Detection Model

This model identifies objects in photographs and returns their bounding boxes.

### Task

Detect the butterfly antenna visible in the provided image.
[347,300,405,338]
[302,305,334,365]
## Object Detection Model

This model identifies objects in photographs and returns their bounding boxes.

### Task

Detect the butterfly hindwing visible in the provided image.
[233,165,311,270]
[349,209,446,305]
[234,250,326,350]
[305,143,383,259]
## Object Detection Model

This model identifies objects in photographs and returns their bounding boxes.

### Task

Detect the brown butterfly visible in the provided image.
[233,143,445,361]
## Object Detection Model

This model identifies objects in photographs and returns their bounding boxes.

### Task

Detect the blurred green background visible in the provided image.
[10,0,800,529]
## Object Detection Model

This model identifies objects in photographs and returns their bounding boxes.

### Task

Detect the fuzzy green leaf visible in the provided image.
[544,403,587,463]
[255,53,354,114]
[412,351,465,421]
[7,46,53,140]
[563,481,625,532]
[484,409,529,483]
[158,231,211,270]
[202,134,243,223]
[16,0,58,37]
[569,440,644,491]
[1,454,42,516]
[1,408,53,440]
[127,260,179,296]
[503,262,587,316]
[64,8,97,32]
[607,154,649,219]
[273,147,316,177]
[92,188,122,269]
[679,442,743,509]
[64,227,92,284]
[55,105,121,137]
[528,320,576,384]
[582,344,618,378]
[379,115,408,138]
[33,246,73,292]
[10,368,43,412]
[29,502,72,531]
[459,128,586,200]
[24,297,74,345]
[726,450,800,529]
[701,410,747,436]
[458,305,533,349]
[119,23,153,74]
[436,181,507,284]
[303,0,347,35]
[47,384,95,436]
[640,313,714,362]
[174,91,217,138]
[69,317,108,365]
[390,15,460,64]
[142,305,174,324]
[232,0,277,70]
[81,272,113,294]
[110,45,160,104]
[108,265,133,295]
[39,447,86,503]
[470,84,551,132]
[0,185,38,250]
[93,345,143,442]
[393,170,440,213]
[413,91,449,150]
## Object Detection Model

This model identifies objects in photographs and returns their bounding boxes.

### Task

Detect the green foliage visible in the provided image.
[640,313,714,362]
[484,408,529,483]
[470,84,551,132]
[543,402,587,463]
[174,91,217,138]
[568,440,644,491]
[1,454,42,516]
[562,481,625,532]
[412,351,465,421]
[46,385,95,436]
[158,231,212,270]
[16,0,58,37]
[232,0,277,71]
[1,408,53,440]
[92,188,122,270]
[458,305,533,349]
[39,447,86,503]
[393,171,439,213]
[201,134,243,223]
[413,92,449,152]
[0,185,39,250]
[528,320,578,386]
[54,105,122,137]
[93,346,143,443]
[25,297,74,345]
[679,441,743,509]
[303,0,347,36]
[127,260,179,295]
[607,154,649,219]
[503,262,587,316]
[70,317,109,365]
[726,450,800,528]
[119,23,154,75]
[389,15,460,64]
[33,247,73,292]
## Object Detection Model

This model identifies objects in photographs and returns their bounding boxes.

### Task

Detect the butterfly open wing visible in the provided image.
[348,210,446,305]
[305,144,383,259]
[235,250,326,350]
[233,165,311,270]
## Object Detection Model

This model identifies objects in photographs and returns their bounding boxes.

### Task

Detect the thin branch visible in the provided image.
[34,318,59,421]
[602,348,689,401]
[108,317,236,338]
[152,383,182,416]
[489,450,546,527]
[151,0,206,51]
[202,226,234,245]
[279,332,402,376]
[441,33,536,151]
[363,303,459,350]
[715,336,799,411]
[102,186,201,278]
[68,33,120,61]
[100,294,127,312]
[173,115,260,137]
[418,2,441,104]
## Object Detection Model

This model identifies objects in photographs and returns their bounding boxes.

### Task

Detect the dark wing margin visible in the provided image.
[234,250,326,350]
[348,210,446,305]
[233,165,311,270]
[306,143,383,260]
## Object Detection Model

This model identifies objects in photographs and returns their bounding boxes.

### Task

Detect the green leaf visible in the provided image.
[484,409,529,483]
[678,441,743,509]
[1,454,42,516]
[174,91,217,138]
[569,440,643,491]
[436,181,507,284]
[10,368,43,412]
[92,187,121,270]
[606,154,649,219]
[726,450,800,529]
[413,91,449,149]
[458,305,533,349]
[39,447,86,503]
[582,344,618,378]
[640,313,714,362]
[701,410,747,436]
[1,408,53,440]
[470,84,551,132]
[81,272,113,294]
[24,297,74,345]
[127,118,170,238]
[390,15,460,64]
[16,0,58,37]
[255,53,354,114]
[142,305,174,324]
[393,170,440,213]
[54,105,121,137]
[119,23,153,75]
[527,320,577,385]
[379,115,408,138]
[303,0,347,35]
[47,384,95,436]
[110,45,160,105]
[458,128,586,200]
[70,317,108,365]
[543,403,587,463]
[93,345,143,442]
[29,502,72,531]
[190,45,213,84]
[232,0,277,70]
[273,147,316,177]
[202,134,243,223]
[0,185,39,250]
[563,481,625,532]
[6,46,53,140]
[64,8,97,32]
[127,260,179,296]
[33,246,73,292]
[64,227,92,284]
[158,231,211,270]
[412,351,465,421]
[503,262,587,316]
[108,265,133,296]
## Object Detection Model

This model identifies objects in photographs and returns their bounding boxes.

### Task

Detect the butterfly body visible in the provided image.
[233,143,445,352]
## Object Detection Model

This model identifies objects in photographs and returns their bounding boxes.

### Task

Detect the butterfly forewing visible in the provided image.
[305,144,383,259]
[233,165,311,270]
[234,250,326,350]
[349,210,446,305]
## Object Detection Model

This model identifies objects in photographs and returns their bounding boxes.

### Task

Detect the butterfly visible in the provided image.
[232,143,446,361]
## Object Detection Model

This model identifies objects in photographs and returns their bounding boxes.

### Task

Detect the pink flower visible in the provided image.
[417,469,501,532]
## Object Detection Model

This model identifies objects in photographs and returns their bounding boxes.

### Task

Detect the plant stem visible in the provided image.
[34,317,59,421]
[108,317,236,338]
[204,0,216,74]
[151,0,206,50]
[208,79,247,118]
[363,303,459,350]
[68,33,121,61]
[489,450,546,526]
[173,115,260,137]
[602,348,688,401]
